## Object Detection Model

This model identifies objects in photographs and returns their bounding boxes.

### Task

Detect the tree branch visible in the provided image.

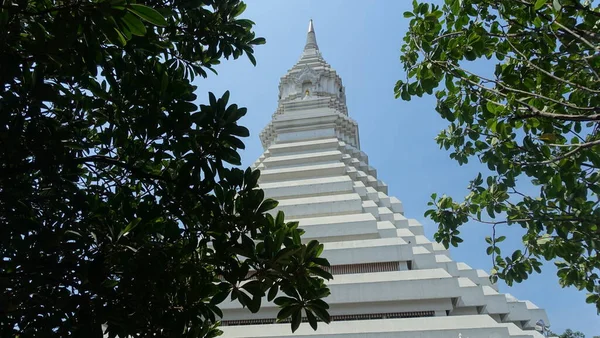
[1,1,85,16]
[433,61,600,121]
[553,20,600,52]
[521,139,600,166]
[432,31,465,43]
[504,36,600,94]
[74,155,170,182]
[461,63,599,112]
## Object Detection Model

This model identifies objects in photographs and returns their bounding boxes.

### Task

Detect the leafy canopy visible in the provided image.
[548,328,587,338]
[560,329,586,338]
[397,0,600,311]
[0,0,331,337]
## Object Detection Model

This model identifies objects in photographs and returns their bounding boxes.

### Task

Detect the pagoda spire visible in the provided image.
[304,19,318,50]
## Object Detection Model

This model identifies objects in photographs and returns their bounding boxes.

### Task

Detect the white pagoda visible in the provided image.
[220,21,550,338]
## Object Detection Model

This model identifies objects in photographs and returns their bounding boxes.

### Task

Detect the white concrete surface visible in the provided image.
[221,20,550,338]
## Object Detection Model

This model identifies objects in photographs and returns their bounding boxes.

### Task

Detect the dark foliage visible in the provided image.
[0,0,331,336]
[397,0,600,311]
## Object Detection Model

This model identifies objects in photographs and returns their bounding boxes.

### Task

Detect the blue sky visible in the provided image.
[199,0,599,335]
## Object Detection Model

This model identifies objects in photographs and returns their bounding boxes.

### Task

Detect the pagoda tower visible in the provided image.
[220,21,550,338]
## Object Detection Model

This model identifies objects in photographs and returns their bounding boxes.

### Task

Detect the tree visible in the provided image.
[548,328,586,338]
[396,0,600,311]
[0,0,332,337]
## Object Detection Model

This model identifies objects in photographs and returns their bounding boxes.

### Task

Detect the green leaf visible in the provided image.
[210,289,231,305]
[227,125,250,137]
[308,304,331,323]
[220,148,242,165]
[225,105,248,124]
[539,133,558,142]
[267,284,279,302]
[274,246,300,263]
[119,217,141,239]
[585,293,599,304]
[104,26,128,46]
[247,52,257,66]
[232,2,247,17]
[275,210,285,227]
[306,240,319,255]
[534,0,546,10]
[120,12,147,36]
[274,296,296,306]
[552,0,561,11]
[400,88,411,101]
[241,280,262,296]
[311,257,329,267]
[485,100,496,113]
[223,135,245,150]
[292,229,302,245]
[250,37,266,45]
[175,101,198,112]
[306,309,318,330]
[308,266,333,280]
[127,4,167,27]
[246,295,261,313]
[291,307,302,332]
[258,199,278,213]
[277,304,298,320]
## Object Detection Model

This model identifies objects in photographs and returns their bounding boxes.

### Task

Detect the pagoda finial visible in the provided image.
[305,19,318,50]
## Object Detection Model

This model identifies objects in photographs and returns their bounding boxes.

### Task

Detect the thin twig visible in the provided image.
[553,20,600,52]
[432,31,465,43]
[433,60,600,121]
[75,155,170,182]
[522,139,600,166]
[459,62,599,112]
[505,35,600,94]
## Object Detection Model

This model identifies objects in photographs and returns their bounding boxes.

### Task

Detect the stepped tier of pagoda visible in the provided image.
[220,21,549,338]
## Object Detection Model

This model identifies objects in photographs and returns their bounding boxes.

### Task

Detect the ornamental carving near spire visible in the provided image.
[261,21,355,149]
[273,19,347,125]
[295,65,320,85]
